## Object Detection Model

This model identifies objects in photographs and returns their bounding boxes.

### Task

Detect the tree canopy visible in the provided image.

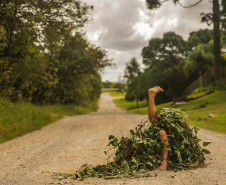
[0,0,111,104]
[124,29,225,103]
[145,0,223,81]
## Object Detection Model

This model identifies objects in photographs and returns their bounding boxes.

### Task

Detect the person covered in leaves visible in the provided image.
[74,86,209,179]
[148,86,168,170]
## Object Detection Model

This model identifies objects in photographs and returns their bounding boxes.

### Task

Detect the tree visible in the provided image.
[145,0,223,81]
[50,33,111,104]
[142,32,186,67]
[184,42,214,85]
[0,1,112,104]
[187,29,213,50]
[142,32,188,100]
[0,0,92,100]
[124,58,141,108]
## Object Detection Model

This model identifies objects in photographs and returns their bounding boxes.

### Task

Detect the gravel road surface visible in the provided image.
[0,93,225,185]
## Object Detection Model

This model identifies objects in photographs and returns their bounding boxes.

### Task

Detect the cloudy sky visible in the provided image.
[83,0,211,82]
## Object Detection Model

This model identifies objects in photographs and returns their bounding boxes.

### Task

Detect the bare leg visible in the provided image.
[148,86,164,123]
[148,86,168,171]
[158,130,169,170]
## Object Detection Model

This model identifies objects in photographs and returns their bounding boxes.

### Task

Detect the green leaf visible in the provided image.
[202,149,211,154]
[130,130,135,135]
[194,127,200,134]
[202,141,212,147]
[108,135,115,140]
[166,145,172,151]
[174,150,182,162]
[121,160,130,172]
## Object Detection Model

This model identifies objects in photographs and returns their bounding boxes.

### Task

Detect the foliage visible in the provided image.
[102,82,126,92]
[73,108,210,179]
[145,0,223,81]
[46,33,110,104]
[0,97,98,143]
[142,32,186,67]
[124,90,226,134]
[187,86,214,99]
[124,58,141,107]
[184,41,214,79]
[222,0,226,31]
[114,98,147,110]
[141,32,188,100]
[187,29,213,50]
[124,28,225,104]
[107,91,125,99]
[0,0,111,104]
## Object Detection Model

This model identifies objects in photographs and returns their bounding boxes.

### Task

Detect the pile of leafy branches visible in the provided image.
[73,108,211,179]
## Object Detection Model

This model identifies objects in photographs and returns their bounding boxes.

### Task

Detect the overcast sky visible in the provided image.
[83,0,212,82]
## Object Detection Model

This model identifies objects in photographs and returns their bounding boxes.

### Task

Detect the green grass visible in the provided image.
[174,90,226,133]
[105,90,148,110]
[112,90,226,134]
[129,101,172,114]
[114,98,148,110]
[187,86,215,99]
[0,98,98,143]
[106,91,125,99]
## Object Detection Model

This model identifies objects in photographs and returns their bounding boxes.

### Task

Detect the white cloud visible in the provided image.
[83,0,211,82]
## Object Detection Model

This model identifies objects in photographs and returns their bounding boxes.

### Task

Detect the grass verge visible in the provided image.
[114,99,148,110]
[109,90,226,134]
[106,91,125,99]
[0,98,98,143]
[105,90,148,110]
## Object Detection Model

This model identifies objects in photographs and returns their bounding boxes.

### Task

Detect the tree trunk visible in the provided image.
[213,0,222,81]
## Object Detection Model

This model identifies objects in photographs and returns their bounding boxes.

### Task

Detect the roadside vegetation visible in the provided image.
[119,1,226,134]
[110,87,226,134]
[0,1,111,143]
[124,1,226,105]
[0,98,98,143]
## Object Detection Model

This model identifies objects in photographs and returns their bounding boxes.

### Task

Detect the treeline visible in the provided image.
[0,0,111,104]
[124,29,226,104]
[102,81,125,92]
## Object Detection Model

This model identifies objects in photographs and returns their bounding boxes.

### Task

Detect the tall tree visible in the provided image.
[124,58,141,108]
[187,29,213,50]
[212,0,221,80]
[0,1,112,104]
[142,32,186,67]
[145,0,223,81]
[142,32,187,100]
[184,42,214,84]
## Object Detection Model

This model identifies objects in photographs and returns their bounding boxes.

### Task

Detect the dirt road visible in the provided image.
[0,93,226,185]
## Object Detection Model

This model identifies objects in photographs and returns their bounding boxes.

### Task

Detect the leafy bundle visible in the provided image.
[74,108,211,179]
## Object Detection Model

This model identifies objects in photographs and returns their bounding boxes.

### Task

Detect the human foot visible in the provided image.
[157,160,167,171]
[149,86,164,96]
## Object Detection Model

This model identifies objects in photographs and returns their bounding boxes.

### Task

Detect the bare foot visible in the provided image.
[149,86,164,96]
[157,160,167,171]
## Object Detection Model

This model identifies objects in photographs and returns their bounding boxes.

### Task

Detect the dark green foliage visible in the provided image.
[187,29,213,50]
[140,32,189,101]
[0,0,111,104]
[142,0,226,100]
[145,0,223,80]
[124,58,141,107]
[222,0,226,31]
[73,108,210,179]
[125,28,226,104]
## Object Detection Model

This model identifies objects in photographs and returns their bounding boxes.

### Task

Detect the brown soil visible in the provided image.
[0,93,226,185]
